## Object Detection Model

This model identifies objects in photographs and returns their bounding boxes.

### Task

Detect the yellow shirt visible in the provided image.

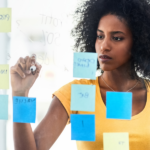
[52,76,150,150]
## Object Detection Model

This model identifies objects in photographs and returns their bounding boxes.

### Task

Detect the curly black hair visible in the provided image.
[71,0,150,89]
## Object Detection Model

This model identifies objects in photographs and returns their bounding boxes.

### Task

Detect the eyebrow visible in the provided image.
[97,29,125,35]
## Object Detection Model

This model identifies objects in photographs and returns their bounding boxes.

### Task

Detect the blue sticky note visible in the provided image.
[106,92,132,120]
[73,52,97,79]
[13,96,36,123]
[71,84,96,111]
[0,95,8,120]
[71,114,95,141]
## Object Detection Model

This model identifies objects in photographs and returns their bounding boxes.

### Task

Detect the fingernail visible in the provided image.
[23,74,25,78]
[31,61,35,65]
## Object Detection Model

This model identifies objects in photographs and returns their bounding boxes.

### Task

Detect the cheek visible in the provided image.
[115,48,131,63]
[95,40,99,53]
[116,39,133,61]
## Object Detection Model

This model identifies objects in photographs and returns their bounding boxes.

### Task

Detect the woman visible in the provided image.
[11,0,150,149]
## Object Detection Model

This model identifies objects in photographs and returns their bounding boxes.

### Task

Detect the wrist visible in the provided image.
[12,90,29,97]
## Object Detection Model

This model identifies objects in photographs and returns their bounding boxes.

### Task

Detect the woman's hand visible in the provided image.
[10,55,42,94]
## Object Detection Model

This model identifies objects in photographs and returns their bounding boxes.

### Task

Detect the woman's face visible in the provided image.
[95,14,133,71]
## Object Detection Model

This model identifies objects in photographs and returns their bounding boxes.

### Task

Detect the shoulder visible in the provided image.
[144,79,150,92]
[55,77,98,94]
[71,77,98,85]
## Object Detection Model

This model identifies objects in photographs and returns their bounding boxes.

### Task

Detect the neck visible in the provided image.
[101,69,140,92]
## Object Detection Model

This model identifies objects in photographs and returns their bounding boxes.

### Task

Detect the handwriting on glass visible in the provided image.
[41,30,61,46]
[79,92,89,98]
[16,20,33,42]
[74,58,95,68]
[16,20,61,46]
[0,14,9,21]
[40,14,63,27]
[15,98,35,104]
[0,70,7,74]
[37,52,50,65]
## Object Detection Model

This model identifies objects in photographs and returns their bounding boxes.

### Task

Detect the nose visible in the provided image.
[97,37,111,53]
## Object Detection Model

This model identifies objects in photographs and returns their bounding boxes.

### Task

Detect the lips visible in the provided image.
[99,54,112,59]
[99,54,112,63]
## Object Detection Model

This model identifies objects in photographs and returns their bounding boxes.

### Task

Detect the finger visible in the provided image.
[18,57,26,71]
[14,57,26,75]
[11,65,26,78]
[31,54,36,65]
[25,56,31,72]
[31,54,36,64]
[25,54,36,72]
[34,62,42,77]
[28,54,37,74]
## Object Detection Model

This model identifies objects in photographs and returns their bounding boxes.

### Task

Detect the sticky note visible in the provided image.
[106,92,132,120]
[0,8,11,32]
[0,95,8,120]
[103,133,129,150]
[71,84,96,111]
[0,64,9,89]
[71,114,95,141]
[13,96,36,123]
[73,52,97,79]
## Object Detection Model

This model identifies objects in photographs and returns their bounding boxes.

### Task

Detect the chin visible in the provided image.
[100,65,115,71]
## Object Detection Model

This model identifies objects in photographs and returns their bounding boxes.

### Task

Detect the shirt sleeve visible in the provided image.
[52,79,79,125]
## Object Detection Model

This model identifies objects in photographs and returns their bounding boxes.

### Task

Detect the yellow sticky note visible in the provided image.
[0,8,11,32]
[0,65,9,89]
[103,133,129,150]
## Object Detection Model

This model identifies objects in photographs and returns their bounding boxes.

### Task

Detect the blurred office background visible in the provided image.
[0,0,85,149]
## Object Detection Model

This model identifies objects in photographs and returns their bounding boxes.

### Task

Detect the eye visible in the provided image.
[97,35,123,41]
[113,37,123,41]
[97,35,103,39]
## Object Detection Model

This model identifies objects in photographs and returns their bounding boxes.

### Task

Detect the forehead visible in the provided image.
[97,14,131,33]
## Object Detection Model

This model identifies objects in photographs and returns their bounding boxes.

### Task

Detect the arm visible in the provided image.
[34,96,68,149]
[13,94,68,150]
[11,55,69,150]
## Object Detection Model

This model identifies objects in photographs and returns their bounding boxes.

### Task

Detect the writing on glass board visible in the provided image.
[40,14,62,46]
[15,98,35,104]
[0,14,10,21]
[40,14,63,27]
[16,19,61,46]
[38,51,50,65]
[16,20,33,43]
[0,70,7,74]
[41,30,61,46]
